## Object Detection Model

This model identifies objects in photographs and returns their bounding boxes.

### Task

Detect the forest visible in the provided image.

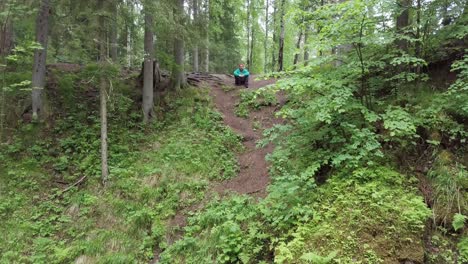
[0,0,467,263]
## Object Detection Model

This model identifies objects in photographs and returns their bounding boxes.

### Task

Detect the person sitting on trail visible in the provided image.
[234,64,250,88]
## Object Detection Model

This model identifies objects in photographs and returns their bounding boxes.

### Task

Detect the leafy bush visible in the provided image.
[236,87,279,118]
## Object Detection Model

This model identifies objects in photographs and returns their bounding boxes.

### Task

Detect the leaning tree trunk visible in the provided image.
[98,0,109,186]
[171,0,186,90]
[31,0,50,120]
[277,0,285,71]
[143,9,154,123]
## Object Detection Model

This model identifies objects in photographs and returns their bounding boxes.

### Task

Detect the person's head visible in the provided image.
[239,64,245,70]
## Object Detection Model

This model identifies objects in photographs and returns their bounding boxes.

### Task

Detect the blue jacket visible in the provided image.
[234,68,250,77]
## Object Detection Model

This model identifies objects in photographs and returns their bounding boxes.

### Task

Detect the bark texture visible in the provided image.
[98,0,109,186]
[143,10,154,123]
[303,26,310,66]
[171,0,186,90]
[293,28,303,67]
[277,0,285,71]
[110,3,118,62]
[203,0,210,73]
[192,0,199,72]
[31,0,50,120]
[0,13,13,58]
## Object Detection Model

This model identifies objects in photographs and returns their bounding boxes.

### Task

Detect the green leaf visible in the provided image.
[453,213,466,231]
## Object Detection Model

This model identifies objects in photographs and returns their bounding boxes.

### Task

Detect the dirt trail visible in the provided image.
[209,74,281,198]
[170,74,282,224]
[151,74,282,263]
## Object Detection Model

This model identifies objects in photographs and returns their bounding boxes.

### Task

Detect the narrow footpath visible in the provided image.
[209,74,281,198]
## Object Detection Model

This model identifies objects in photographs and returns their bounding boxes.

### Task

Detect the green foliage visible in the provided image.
[446,53,468,116]
[160,196,268,264]
[458,236,468,263]
[0,68,241,263]
[162,164,431,263]
[381,106,418,145]
[452,213,466,232]
[272,167,430,264]
[236,87,279,118]
[428,153,468,227]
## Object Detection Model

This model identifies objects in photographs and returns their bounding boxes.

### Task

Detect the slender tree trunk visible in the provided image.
[277,0,285,71]
[264,0,269,73]
[0,5,13,59]
[126,0,133,67]
[318,0,324,57]
[143,9,154,123]
[250,25,254,70]
[0,4,12,143]
[272,0,277,71]
[202,0,210,73]
[293,27,303,67]
[193,0,199,72]
[171,0,186,90]
[303,25,310,66]
[110,3,118,62]
[0,64,4,143]
[246,0,251,68]
[31,0,50,120]
[415,0,422,76]
[98,0,109,186]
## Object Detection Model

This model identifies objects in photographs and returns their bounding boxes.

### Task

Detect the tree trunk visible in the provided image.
[98,0,109,186]
[0,5,13,59]
[264,0,269,73]
[277,0,285,71]
[293,28,303,67]
[415,0,421,59]
[143,9,154,123]
[31,0,50,120]
[250,25,254,70]
[110,3,118,62]
[246,0,251,68]
[171,0,186,90]
[272,0,277,71]
[303,25,310,66]
[395,0,410,52]
[126,0,134,67]
[202,0,210,73]
[192,0,199,72]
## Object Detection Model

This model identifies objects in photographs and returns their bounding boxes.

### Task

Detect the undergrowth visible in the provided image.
[0,68,241,263]
[235,87,279,118]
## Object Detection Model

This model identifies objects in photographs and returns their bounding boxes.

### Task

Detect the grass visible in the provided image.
[0,70,242,263]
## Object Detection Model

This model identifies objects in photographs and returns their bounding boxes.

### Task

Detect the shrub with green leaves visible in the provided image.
[236,87,279,118]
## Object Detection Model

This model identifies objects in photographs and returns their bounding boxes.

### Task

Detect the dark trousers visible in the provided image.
[235,76,249,87]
